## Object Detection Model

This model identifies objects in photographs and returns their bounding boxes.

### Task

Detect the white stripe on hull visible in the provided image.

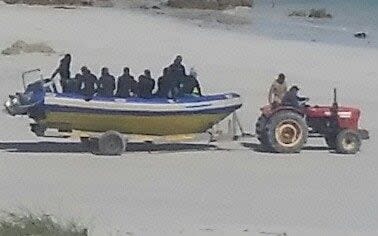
[44,93,242,112]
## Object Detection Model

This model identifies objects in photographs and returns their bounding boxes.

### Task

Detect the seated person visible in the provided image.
[97,67,115,97]
[80,66,98,98]
[179,68,202,96]
[72,73,83,94]
[156,67,170,98]
[62,77,79,94]
[116,67,137,98]
[281,86,308,108]
[137,70,155,99]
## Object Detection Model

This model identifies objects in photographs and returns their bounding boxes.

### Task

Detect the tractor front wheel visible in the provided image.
[335,129,361,154]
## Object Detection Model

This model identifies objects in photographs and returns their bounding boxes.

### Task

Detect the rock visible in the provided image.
[3,0,22,4]
[168,0,217,10]
[354,32,367,39]
[93,0,113,7]
[2,0,115,6]
[215,14,250,24]
[1,40,55,55]
[218,0,251,8]
[1,47,21,55]
[288,10,307,17]
[139,5,149,9]
[221,6,251,24]
[289,8,332,18]
[167,0,253,10]
[309,8,332,18]
[120,0,162,9]
[53,6,77,9]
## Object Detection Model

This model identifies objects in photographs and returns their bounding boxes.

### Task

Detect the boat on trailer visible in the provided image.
[4,69,243,154]
[41,93,242,136]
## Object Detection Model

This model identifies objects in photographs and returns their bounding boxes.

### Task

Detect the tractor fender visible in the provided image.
[264,106,305,119]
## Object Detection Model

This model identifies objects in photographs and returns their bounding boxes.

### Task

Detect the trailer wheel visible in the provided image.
[265,111,308,153]
[335,129,361,154]
[255,115,271,150]
[98,131,126,156]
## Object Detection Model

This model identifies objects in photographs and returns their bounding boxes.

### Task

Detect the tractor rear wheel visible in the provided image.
[98,131,126,156]
[335,129,361,154]
[265,111,308,153]
[255,115,271,151]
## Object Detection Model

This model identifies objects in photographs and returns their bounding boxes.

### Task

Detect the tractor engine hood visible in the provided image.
[306,106,361,119]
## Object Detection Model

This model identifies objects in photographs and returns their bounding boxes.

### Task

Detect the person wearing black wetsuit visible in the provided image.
[116,67,138,98]
[281,86,308,108]
[179,68,202,96]
[137,69,155,98]
[97,67,115,97]
[79,66,98,99]
[51,54,71,92]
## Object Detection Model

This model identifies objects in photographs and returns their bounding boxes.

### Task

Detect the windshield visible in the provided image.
[22,69,44,91]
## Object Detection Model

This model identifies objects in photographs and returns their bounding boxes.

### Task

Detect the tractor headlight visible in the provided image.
[11,97,19,105]
[4,100,11,108]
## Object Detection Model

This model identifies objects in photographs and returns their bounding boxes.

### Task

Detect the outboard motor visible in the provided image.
[4,69,47,116]
[4,81,45,116]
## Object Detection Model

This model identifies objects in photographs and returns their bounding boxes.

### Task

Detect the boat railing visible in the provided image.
[22,68,44,90]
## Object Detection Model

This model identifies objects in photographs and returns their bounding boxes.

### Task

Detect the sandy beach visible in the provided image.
[0,3,377,235]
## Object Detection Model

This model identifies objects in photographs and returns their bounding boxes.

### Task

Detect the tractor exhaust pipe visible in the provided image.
[332,88,338,109]
[331,88,339,116]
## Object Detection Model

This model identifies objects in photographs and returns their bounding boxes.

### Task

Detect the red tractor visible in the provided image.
[255,89,369,154]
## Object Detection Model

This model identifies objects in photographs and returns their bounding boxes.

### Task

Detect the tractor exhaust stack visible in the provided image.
[332,88,339,113]
[333,88,337,105]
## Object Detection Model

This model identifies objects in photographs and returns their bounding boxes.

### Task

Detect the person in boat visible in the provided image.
[97,67,116,97]
[179,67,202,96]
[169,55,186,79]
[63,78,77,94]
[156,67,170,98]
[63,72,81,94]
[116,67,138,98]
[79,66,98,98]
[268,73,287,107]
[51,54,71,93]
[137,69,155,99]
[281,85,309,108]
[72,73,83,94]
[167,55,186,98]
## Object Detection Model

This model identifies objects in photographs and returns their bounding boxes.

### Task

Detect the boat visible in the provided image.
[4,69,242,137]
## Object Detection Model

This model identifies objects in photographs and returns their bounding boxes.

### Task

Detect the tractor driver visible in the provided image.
[281,86,309,108]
